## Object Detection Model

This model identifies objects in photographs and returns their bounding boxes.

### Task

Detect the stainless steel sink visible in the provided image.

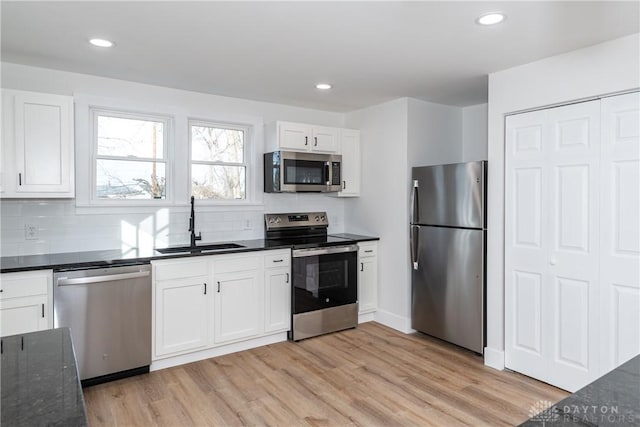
[155,243,245,254]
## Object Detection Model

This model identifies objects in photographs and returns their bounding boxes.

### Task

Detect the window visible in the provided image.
[190,121,248,200]
[92,109,170,201]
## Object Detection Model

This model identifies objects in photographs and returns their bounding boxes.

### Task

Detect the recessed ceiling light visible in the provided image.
[476,12,506,26]
[316,83,332,90]
[89,38,114,48]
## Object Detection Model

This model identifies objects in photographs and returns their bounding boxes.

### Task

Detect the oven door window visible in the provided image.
[283,159,326,185]
[292,251,357,314]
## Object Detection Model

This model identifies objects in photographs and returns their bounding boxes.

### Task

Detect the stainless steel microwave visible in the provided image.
[264,151,342,193]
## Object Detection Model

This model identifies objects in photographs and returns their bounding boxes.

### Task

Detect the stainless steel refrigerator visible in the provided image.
[410,161,486,354]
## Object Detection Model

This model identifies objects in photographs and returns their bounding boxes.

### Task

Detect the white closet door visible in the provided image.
[599,92,640,374]
[545,101,600,391]
[505,99,601,392]
[505,109,549,382]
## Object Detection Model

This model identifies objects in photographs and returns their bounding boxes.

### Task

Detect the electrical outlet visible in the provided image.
[25,223,39,240]
[243,219,252,230]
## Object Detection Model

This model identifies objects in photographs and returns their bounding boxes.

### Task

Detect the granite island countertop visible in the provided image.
[521,354,640,426]
[0,234,379,273]
[1,328,87,427]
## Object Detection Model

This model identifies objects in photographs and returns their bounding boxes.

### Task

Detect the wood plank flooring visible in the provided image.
[83,322,568,426]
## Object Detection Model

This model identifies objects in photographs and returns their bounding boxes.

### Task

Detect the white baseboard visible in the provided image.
[150,332,288,372]
[484,346,505,370]
[358,312,376,324]
[374,309,415,334]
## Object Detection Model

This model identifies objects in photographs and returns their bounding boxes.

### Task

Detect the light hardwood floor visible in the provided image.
[83,322,568,426]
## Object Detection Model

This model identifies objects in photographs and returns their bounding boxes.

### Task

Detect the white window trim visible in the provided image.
[188,118,255,205]
[88,107,174,206]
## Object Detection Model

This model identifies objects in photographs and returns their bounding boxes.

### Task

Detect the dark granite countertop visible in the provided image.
[0,234,379,273]
[521,355,640,426]
[1,328,87,427]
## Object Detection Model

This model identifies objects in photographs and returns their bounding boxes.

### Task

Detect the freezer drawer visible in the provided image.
[411,226,485,353]
[411,161,486,228]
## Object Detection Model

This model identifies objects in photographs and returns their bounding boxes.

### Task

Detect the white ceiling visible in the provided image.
[2,1,638,112]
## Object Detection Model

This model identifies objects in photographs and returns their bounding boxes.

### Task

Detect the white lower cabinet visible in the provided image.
[154,275,209,357]
[214,268,262,344]
[152,249,291,361]
[0,270,53,337]
[358,242,378,314]
[264,249,291,333]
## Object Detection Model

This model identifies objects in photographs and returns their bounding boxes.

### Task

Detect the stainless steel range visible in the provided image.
[265,212,358,341]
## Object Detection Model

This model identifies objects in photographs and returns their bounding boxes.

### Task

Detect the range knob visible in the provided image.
[274,216,281,223]
[320,215,326,221]
[315,216,320,221]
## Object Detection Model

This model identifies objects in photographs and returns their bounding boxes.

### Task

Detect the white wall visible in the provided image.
[485,33,640,370]
[408,98,463,167]
[344,97,466,333]
[0,62,346,256]
[344,98,411,330]
[462,103,488,161]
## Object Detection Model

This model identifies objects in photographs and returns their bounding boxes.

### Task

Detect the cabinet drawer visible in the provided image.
[0,270,50,300]
[265,251,291,268]
[153,259,209,281]
[358,243,377,257]
[214,254,261,274]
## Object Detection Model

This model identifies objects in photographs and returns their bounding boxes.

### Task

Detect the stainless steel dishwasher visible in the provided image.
[53,263,152,386]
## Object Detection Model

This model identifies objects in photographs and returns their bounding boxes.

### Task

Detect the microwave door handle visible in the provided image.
[325,161,331,185]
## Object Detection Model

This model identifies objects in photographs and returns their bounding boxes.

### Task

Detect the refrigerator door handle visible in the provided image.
[411,180,419,224]
[410,225,419,270]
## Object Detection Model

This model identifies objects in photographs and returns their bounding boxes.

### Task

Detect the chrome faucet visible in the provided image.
[189,196,202,247]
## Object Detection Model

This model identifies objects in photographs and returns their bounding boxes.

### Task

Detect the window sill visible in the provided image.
[75,201,265,215]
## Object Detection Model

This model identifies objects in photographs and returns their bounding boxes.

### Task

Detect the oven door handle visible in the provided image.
[292,244,359,258]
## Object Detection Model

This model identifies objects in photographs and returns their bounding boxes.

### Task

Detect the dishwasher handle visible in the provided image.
[56,270,150,286]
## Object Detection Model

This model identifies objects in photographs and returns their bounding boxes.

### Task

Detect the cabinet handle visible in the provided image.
[0,289,3,293]
[285,273,289,283]
[314,137,318,146]
[360,262,364,272]
[41,303,45,318]
[217,281,221,293]
[343,180,346,190]
[1,339,3,355]
[305,136,308,146]
[364,250,373,253]
[204,283,207,295]
[273,259,284,263]
[21,336,24,351]
[18,173,22,186]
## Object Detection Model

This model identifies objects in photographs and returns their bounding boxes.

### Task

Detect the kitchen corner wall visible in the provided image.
[344,97,486,333]
[0,62,346,256]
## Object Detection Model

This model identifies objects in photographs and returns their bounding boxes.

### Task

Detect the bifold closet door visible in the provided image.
[505,99,601,392]
[599,92,640,374]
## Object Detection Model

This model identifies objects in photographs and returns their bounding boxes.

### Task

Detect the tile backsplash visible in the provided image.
[0,194,345,256]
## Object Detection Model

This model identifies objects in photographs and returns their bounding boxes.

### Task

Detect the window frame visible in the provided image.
[90,107,174,205]
[188,119,253,204]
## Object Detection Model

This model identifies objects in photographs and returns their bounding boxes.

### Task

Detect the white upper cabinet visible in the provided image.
[266,121,340,153]
[1,90,74,198]
[337,129,361,197]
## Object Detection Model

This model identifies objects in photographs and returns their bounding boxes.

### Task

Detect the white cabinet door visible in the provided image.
[279,122,312,151]
[358,254,377,314]
[0,295,48,337]
[338,129,361,197]
[155,277,209,357]
[505,99,601,392]
[13,92,74,195]
[264,267,291,333]
[599,92,640,374]
[311,126,339,153]
[214,269,262,344]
